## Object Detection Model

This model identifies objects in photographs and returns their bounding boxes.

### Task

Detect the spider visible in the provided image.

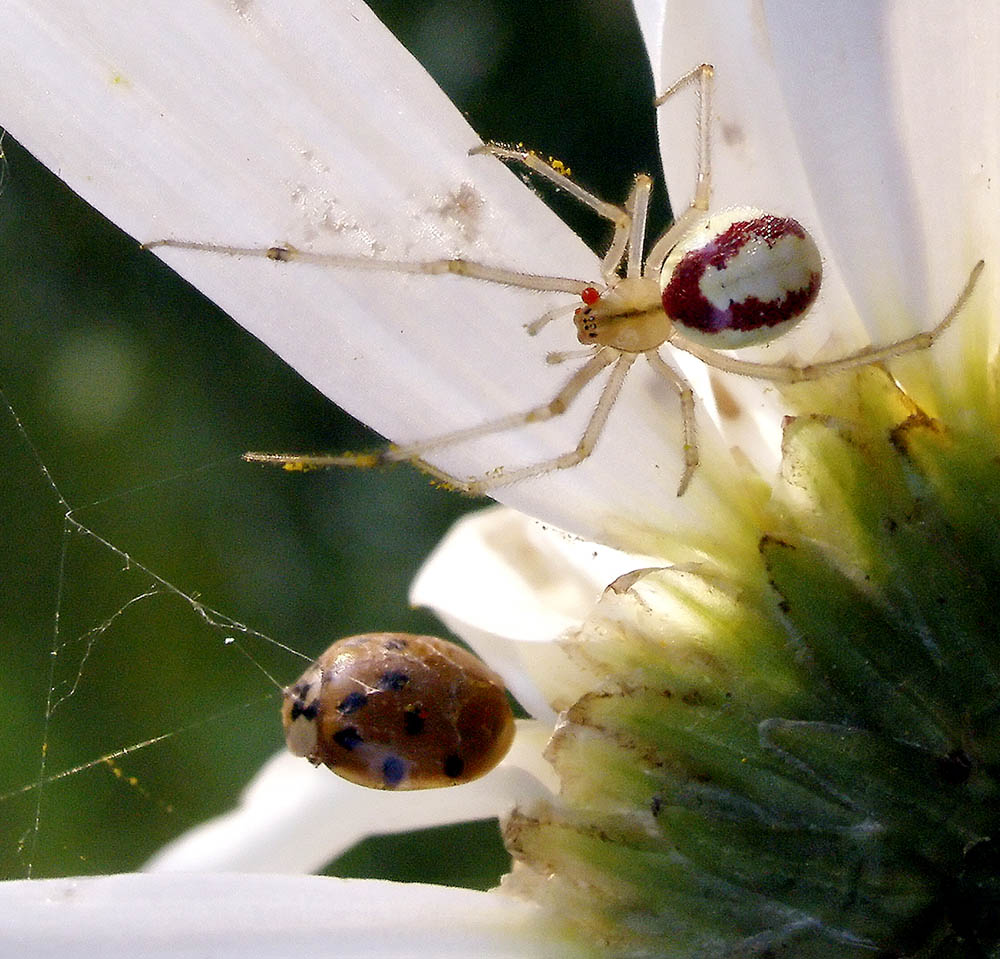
[146,64,983,496]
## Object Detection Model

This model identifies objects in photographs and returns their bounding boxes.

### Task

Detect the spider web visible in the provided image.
[0,377,487,882]
[2,397,291,877]
[0,137,488,884]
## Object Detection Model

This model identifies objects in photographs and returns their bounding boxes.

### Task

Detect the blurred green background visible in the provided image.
[0,1,668,886]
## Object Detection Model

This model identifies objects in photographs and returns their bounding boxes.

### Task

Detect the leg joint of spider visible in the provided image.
[560,447,588,467]
[525,399,566,422]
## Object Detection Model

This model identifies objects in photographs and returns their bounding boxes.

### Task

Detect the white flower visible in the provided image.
[1,0,996,956]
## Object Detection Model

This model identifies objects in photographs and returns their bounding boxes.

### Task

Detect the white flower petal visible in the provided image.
[655,3,993,348]
[410,507,666,717]
[643,2,997,476]
[1,873,563,959]
[764,1,997,339]
[0,0,747,548]
[639,3,873,486]
[146,723,556,875]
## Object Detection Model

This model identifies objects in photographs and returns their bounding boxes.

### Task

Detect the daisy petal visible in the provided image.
[146,725,556,875]
[0,0,744,547]
[651,3,864,362]
[410,507,665,718]
[653,3,993,346]
[1,873,570,959]
[630,0,666,80]
[764,1,996,339]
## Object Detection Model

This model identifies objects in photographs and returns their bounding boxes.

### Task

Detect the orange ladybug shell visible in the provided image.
[281,633,515,789]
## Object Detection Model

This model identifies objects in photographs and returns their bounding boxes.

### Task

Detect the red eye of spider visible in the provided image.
[580,286,601,306]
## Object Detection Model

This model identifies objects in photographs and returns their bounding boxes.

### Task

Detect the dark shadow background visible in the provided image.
[0,0,669,887]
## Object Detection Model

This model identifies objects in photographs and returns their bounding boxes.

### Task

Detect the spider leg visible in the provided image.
[245,349,624,495]
[472,143,649,285]
[644,350,699,495]
[470,143,627,225]
[654,64,714,211]
[624,175,652,280]
[601,193,633,282]
[645,63,714,277]
[449,351,637,495]
[668,260,984,384]
[526,300,579,337]
[546,347,597,365]
[143,239,592,296]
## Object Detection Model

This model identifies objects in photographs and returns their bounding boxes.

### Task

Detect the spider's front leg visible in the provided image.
[143,238,592,297]
[471,143,654,285]
[645,63,714,277]
[447,350,636,496]
[471,143,629,278]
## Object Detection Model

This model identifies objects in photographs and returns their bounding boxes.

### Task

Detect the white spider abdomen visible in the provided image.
[660,207,822,349]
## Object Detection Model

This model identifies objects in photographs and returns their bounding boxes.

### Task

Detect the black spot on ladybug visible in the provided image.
[382,638,408,650]
[378,670,410,691]
[337,691,369,715]
[403,705,428,735]
[333,727,364,751]
[443,754,465,779]
[289,697,319,722]
[382,756,407,786]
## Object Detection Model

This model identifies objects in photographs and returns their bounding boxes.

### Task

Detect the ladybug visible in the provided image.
[281,633,515,789]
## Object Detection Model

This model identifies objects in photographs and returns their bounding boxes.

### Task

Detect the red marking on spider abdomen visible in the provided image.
[662,214,822,346]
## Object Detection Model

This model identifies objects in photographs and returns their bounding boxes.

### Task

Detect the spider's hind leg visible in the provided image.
[666,260,985,384]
